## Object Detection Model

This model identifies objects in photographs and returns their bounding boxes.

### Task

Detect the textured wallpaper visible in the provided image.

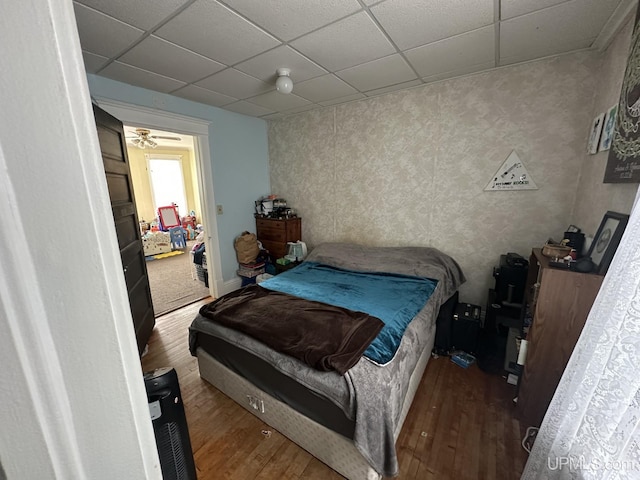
[270,50,605,306]
[572,18,638,237]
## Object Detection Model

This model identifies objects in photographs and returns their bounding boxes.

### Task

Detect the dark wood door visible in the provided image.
[93,104,155,354]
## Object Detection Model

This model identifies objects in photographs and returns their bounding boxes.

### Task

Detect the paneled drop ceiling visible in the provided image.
[76,0,636,120]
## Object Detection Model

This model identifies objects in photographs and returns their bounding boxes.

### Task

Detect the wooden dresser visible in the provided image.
[255,216,301,260]
[517,248,603,426]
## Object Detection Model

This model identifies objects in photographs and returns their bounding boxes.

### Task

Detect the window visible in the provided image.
[147,154,188,217]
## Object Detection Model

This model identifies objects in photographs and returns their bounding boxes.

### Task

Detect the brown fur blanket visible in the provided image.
[198,284,383,375]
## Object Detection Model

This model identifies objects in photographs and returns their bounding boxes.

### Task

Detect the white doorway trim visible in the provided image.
[95,98,222,299]
[1,2,161,477]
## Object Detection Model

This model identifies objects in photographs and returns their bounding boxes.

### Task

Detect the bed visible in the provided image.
[189,243,465,479]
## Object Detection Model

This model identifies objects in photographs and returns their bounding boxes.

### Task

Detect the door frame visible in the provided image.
[95,98,221,299]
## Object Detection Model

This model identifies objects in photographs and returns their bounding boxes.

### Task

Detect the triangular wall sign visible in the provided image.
[485,151,538,191]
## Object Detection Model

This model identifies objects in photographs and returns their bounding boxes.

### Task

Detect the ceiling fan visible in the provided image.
[126,128,181,149]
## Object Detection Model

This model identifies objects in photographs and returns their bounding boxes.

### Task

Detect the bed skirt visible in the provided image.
[195,340,433,479]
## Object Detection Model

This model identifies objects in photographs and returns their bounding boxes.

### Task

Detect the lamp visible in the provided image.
[275,68,293,94]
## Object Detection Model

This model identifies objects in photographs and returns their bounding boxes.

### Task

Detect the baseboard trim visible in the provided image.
[216,277,242,296]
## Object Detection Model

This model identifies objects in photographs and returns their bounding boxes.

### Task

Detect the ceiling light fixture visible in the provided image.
[132,136,158,149]
[275,68,293,94]
[131,129,158,149]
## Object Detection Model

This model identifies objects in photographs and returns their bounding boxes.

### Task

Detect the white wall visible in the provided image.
[572,18,639,235]
[0,1,159,478]
[269,51,600,305]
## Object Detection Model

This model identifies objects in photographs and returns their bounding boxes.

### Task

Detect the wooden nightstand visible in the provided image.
[274,261,301,275]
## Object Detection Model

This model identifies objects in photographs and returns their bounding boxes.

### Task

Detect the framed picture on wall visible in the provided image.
[587,211,629,275]
[599,104,618,152]
[587,113,605,154]
[604,5,640,182]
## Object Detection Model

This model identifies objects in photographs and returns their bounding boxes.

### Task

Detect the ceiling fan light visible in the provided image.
[275,67,293,94]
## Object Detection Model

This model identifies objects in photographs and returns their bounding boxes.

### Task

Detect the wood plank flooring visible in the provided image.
[141,299,529,479]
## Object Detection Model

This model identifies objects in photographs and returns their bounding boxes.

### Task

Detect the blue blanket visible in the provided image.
[260,262,438,365]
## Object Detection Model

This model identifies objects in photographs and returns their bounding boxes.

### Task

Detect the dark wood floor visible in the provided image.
[141,299,529,479]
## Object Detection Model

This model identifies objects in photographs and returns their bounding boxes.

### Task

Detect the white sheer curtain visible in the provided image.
[522,186,640,479]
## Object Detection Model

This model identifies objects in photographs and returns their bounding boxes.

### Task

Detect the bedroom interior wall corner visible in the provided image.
[268,106,338,247]
[332,105,338,242]
[571,16,639,237]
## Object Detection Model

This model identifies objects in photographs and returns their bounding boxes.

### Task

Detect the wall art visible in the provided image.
[604,5,640,182]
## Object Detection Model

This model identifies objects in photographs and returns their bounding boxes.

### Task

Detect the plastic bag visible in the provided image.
[234,231,260,264]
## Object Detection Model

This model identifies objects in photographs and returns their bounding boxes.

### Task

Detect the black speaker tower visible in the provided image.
[144,367,197,480]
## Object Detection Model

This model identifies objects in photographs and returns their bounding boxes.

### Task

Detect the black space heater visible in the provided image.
[144,367,197,480]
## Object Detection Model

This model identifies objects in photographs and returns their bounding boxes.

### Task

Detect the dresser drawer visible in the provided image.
[257,227,286,243]
[256,218,285,230]
[260,240,286,259]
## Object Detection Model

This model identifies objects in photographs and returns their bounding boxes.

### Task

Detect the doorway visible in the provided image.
[96,99,221,302]
[124,124,211,316]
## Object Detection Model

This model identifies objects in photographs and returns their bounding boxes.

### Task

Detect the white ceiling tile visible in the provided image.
[155,0,280,65]
[405,26,495,78]
[293,75,358,103]
[195,69,272,99]
[223,101,275,116]
[281,104,321,115]
[336,54,418,92]
[370,0,494,50]
[73,0,627,117]
[363,79,424,97]
[500,0,619,65]
[73,3,144,58]
[248,91,312,111]
[235,46,327,83]
[506,0,622,22]
[119,36,225,83]
[222,0,361,41]
[74,0,190,30]
[99,62,186,93]
[501,0,567,20]
[421,60,495,83]
[291,12,396,71]
[82,51,109,73]
[318,92,366,106]
[500,37,592,65]
[260,113,286,120]
[172,85,237,107]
